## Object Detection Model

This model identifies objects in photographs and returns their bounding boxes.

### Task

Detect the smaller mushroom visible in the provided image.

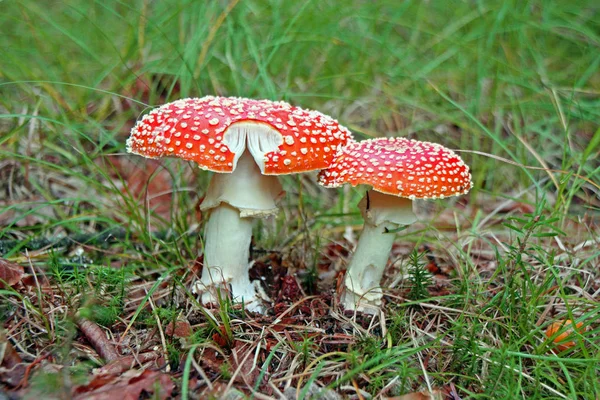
[318,137,472,313]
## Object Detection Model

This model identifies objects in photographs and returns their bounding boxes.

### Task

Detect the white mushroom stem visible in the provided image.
[342,220,398,312]
[201,203,256,305]
[194,125,284,313]
[342,190,417,314]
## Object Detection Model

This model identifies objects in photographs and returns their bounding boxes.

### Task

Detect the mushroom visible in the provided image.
[127,96,352,312]
[318,137,472,313]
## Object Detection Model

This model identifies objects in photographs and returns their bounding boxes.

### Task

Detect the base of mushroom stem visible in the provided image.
[340,287,383,315]
[192,273,269,314]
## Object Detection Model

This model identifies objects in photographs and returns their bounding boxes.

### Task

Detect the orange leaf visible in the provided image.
[545,319,586,352]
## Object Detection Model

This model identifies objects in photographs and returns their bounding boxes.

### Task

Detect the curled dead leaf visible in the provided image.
[0,258,23,288]
[165,320,192,338]
[72,369,174,400]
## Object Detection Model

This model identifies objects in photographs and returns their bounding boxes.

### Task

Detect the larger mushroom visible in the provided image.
[318,137,472,313]
[127,96,352,312]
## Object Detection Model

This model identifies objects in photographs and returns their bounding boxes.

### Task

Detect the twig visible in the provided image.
[351,378,366,400]
[94,351,160,375]
[16,353,51,389]
[76,317,119,362]
[191,356,213,391]
[147,290,169,372]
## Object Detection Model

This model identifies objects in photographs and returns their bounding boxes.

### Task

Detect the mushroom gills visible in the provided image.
[203,121,285,217]
[222,121,284,173]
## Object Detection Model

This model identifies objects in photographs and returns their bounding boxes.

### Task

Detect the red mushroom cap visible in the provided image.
[318,137,472,200]
[126,96,352,174]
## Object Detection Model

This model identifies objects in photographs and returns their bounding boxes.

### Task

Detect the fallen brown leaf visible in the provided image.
[0,329,26,388]
[97,156,175,222]
[212,325,232,348]
[230,343,260,386]
[165,320,192,338]
[20,274,49,287]
[0,258,23,288]
[199,348,226,375]
[72,369,174,400]
[1,329,23,369]
[0,363,27,388]
[386,390,444,400]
